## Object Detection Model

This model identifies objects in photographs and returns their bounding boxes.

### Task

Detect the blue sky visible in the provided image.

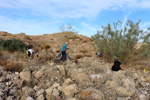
[0,0,150,37]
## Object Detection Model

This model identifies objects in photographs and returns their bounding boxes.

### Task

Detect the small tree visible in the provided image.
[92,20,150,64]
[58,24,77,33]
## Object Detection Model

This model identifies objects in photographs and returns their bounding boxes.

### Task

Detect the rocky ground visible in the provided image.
[0,57,150,100]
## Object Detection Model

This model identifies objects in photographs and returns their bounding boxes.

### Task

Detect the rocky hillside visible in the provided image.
[0,31,97,55]
[0,31,150,100]
[0,57,150,100]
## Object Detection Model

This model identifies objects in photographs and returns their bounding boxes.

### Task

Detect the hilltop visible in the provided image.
[0,31,150,100]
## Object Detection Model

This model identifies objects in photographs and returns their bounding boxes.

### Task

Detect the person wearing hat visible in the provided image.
[60,42,69,62]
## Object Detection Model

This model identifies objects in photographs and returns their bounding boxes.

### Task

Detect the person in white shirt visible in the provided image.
[27,49,34,58]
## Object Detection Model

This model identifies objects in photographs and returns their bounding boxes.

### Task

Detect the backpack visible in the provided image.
[99,53,103,57]
[56,53,61,57]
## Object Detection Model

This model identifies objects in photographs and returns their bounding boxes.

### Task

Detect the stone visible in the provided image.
[27,96,34,100]
[46,88,53,100]
[133,73,139,79]
[37,94,45,100]
[145,76,150,82]
[36,89,44,96]
[50,63,54,66]
[80,90,91,97]
[6,82,12,86]
[0,91,4,96]
[52,89,59,97]
[22,86,35,97]
[91,93,102,100]
[67,98,77,100]
[33,86,40,92]
[80,88,104,100]
[6,96,13,100]
[20,71,31,83]
[139,94,147,100]
[63,78,73,87]
[51,82,60,89]
[0,97,3,100]
[0,77,6,82]
[104,80,119,90]
[71,71,90,85]
[34,70,43,79]
[62,84,78,96]
[116,87,134,97]
[56,65,66,76]
[122,78,136,92]
[15,72,19,75]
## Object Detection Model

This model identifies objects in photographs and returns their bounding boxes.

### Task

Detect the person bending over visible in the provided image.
[27,49,34,59]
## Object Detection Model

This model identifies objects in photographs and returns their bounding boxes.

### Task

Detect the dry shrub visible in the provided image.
[74,55,84,63]
[84,54,92,57]
[34,49,39,53]
[3,63,23,72]
[80,50,88,53]
[40,44,51,50]
[39,55,53,63]
[74,54,92,63]
[0,60,7,66]
[83,40,88,43]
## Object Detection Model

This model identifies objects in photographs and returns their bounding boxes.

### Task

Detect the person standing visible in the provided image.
[60,42,68,62]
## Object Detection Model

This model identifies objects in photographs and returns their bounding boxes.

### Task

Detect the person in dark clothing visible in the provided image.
[111,59,123,71]
[60,42,68,62]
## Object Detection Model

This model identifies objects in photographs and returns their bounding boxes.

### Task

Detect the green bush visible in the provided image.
[92,20,150,64]
[0,38,27,52]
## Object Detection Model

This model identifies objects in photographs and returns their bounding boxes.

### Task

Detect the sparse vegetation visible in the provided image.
[40,44,51,51]
[0,38,27,52]
[92,20,150,63]
[3,62,23,72]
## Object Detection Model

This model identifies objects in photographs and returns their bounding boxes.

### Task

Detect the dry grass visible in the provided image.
[0,60,7,66]
[40,44,51,51]
[80,50,88,53]
[3,63,23,72]
[39,55,53,62]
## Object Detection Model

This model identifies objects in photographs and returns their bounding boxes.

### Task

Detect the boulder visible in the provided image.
[139,94,147,100]
[122,78,136,92]
[62,84,78,96]
[34,70,43,79]
[116,87,134,97]
[0,77,6,82]
[46,88,53,100]
[56,65,66,76]
[71,71,90,85]
[67,98,77,100]
[20,71,31,83]
[80,88,104,100]
[6,96,13,100]
[63,78,73,87]
[52,89,59,97]
[104,80,119,90]
[27,96,34,100]
[37,94,45,100]
[22,86,35,97]
[36,89,44,96]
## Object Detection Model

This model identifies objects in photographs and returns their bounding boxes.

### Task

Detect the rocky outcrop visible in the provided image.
[0,58,150,100]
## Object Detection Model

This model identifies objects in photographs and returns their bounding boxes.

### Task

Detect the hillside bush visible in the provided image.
[92,20,150,64]
[0,39,27,52]
[3,62,23,72]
